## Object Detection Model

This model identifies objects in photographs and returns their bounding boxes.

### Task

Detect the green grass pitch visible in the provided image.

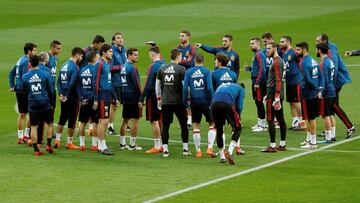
[0,0,360,202]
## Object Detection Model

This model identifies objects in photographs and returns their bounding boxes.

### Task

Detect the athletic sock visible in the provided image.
[310,134,316,145]
[228,140,237,156]
[100,139,107,151]
[306,131,310,142]
[219,149,225,159]
[67,136,73,144]
[91,136,98,146]
[207,127,216,149]
[183,143,189,151]
[108,123,113,129]
[222,133,226,150]
[97,139,102,151]
[24,128,30,137]
[56,133,61,141]
[325,130,331,141]
[79,136,85,146]
[162,144,169,152]
[331,127,336,139]
[193,129,201,151]
[260,119,266,128]
[187,115,192,125]
[270,142,276,148]
[154,138,161,149]
[18,130,24,139]
[120,135,126,145]
[130,137,136,146]
[280,140,286,147]
[236,138,240,147]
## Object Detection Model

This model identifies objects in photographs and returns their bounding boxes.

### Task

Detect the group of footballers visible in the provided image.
[8,30,357,165]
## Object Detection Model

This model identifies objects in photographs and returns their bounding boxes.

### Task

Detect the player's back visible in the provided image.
[79,64,95,100]
[212,68,237,90]
[158,63,186,105]
[320,57,336,98]
[212,83,244,111]
[184,65,213,107]
[23,69,52,112]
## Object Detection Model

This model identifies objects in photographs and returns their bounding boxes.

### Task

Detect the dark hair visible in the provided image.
[170,48,181,60]
[126,48,138,57]
[72,47,84,56]
[149,46,160,54]
[112,32,122,41]
[24,42,37,55]
[92,35,105,44]
[250,37,261,43]
[295,42,309,51]
[87,51,98,63]
[215,53,229,67]
[50,40,61,48]
[181,30,191,37]
[100,44,112,56]
[29,55,40,67]
[238,82,245,89]
[261,32,273,39]
[316,42,329,54]
[224,34,233,41]
[281,36,292,44]
[195,54,204,64]
[318,34,329,43]
[267,42,279,48]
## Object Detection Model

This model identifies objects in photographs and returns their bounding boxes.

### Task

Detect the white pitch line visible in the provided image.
[347,64,360,67]
[143,136,360,203]
[109,133,306,152]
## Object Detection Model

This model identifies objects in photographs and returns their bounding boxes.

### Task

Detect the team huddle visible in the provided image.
[8,31,357,165]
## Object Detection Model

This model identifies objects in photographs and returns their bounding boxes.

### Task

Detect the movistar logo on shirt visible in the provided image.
[51,67,56,77]
[191,69,204,78]
[81,68,92,77]
[164,66,175,74]
[120,67,126,74]
[220,72,232,81]
[29,74,41,83]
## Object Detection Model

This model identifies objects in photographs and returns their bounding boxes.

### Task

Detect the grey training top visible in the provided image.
[156,63,186,105]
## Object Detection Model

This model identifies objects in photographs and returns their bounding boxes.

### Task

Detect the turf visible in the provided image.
[0,0,359,202]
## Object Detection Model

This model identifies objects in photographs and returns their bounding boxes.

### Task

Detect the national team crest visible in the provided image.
[231,55,235,60]
[186,51,190,57]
